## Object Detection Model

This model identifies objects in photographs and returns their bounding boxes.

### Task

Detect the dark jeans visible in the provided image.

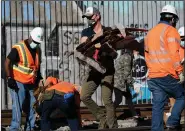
[114,87,137,117]
[148,75,184,131]
[40,94,79,131]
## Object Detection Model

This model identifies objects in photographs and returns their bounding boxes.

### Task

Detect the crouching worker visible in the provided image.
[35,76,81,131]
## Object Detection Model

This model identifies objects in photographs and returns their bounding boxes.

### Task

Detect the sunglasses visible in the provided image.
[86,15,93,20]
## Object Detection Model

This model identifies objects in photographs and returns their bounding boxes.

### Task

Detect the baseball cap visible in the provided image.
[82,7,100,18]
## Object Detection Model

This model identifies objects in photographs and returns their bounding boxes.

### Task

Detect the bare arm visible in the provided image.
[80,36,88,44]
[5,58,12,78]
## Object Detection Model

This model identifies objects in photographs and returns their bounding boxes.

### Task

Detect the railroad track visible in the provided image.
[1,104,166,126]
[2,104,184,130]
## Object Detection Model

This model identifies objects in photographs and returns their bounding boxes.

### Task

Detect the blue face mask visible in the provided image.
[30,42,38,49]
[180,41,184,48]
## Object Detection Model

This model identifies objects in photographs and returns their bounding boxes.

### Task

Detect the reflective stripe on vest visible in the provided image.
[147,25,171,64]
[13,42,35,75]
[167,37,181,44]
[149,50,168,55]
[13,64,34,75]
[13,43,28,67]
[148,25,170,56]
[148,58,171,63]
[160,25,169,50]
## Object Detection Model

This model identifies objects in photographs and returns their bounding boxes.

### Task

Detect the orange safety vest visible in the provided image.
[45,76,82,126]
[45,77,81,94]
[12,41,40,84]
[45,77,81,108]
[145,23,183,79]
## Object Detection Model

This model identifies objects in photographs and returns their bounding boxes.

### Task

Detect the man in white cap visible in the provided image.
[5,27,44,131]
[80,7,118,129]
[81,7,103,43]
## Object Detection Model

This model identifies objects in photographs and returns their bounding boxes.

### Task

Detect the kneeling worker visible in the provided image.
[38,77,81,131]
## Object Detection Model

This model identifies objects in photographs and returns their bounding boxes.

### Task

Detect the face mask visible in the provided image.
[88,19,96,27]
[30,42,38,49]
[180,41,184,48]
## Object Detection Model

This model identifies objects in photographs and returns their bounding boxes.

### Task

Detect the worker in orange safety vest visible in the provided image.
[37,76,81,131]
[163,26,185,125]
[5,27,44,131]
[144,5,184,131]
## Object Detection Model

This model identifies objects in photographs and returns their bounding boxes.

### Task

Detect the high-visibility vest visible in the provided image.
[145,23,183,79]
[45,77,81,125]
[12,41,40,84]
[45,77,80,94]
[45,76,81,94]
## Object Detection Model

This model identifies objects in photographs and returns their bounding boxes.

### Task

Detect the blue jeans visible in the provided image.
[40,93,79,131]
[9,81,36,131]
[148,75,184,131]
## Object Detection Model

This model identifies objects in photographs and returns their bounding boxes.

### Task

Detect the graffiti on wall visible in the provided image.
[57,27,83,82]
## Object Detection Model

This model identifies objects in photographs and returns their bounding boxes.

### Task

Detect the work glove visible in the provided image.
[7,77,18,90]
[178,72,184,84]
[133,82,142,94]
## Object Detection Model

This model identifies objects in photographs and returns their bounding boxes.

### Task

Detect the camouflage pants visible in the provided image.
[80,74,118,129]
[114,52,133,92]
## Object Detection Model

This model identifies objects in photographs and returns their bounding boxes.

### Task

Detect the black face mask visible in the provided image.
[88,19,97,27]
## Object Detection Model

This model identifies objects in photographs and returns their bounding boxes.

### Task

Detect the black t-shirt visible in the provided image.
[81,26,115,76]
[7,40,43,80]
[81,26,96,38]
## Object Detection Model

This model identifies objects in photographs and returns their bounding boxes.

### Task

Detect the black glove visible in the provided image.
[7,77,18,89]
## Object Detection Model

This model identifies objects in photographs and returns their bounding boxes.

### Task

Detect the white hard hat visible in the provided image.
[30,27,44,43]
[160,5,178,18]
[82,7,100,18]
[178,27,184,37]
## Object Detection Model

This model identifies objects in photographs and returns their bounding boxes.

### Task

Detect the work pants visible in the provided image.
[40,93,79,131]
[148,75,184,131]
[80,74,118,129]
[114,87,137,117]
[9,81,36,131]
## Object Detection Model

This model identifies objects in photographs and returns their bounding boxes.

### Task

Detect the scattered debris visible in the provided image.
[54,126,71,131]
[118,118,138,128]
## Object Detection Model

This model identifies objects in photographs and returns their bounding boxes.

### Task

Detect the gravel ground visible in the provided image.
[2,116,184,131]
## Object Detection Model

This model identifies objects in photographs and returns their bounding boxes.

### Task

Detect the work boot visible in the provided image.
[166,125,182,131]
